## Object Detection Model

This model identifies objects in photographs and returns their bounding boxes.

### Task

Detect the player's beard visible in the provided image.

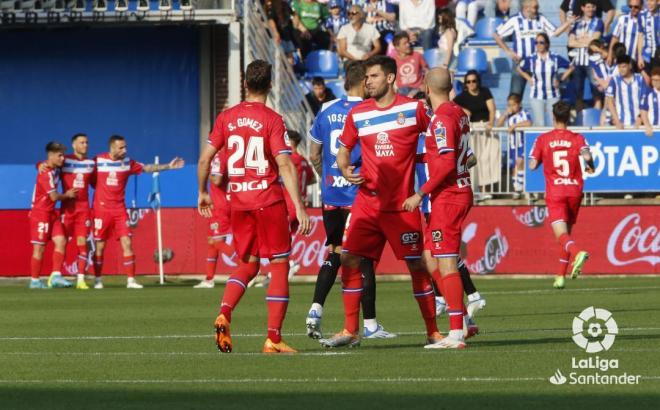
[368,82,389,101]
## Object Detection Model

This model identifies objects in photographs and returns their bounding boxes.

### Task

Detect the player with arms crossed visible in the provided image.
[28,142,78,289]
[320,56,440,348]
[198,60,312,354]
[404,68,475,349]
[93,135,184,289]
[529,101,594,289]
[306,61,395,340]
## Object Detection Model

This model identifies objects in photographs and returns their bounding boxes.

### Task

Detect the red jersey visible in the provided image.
[61,154,95,212]
[209,151,229,211]
[394,52,428,90]
[31,166,60,214]
[207,101,292,211]
[529,128,589,197]
[291,152,314,199]
[339,94,431,211]
[421,101,474,200]
[93,153,144,210]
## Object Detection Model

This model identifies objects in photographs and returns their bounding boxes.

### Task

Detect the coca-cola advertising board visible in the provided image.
[0,206,656,276]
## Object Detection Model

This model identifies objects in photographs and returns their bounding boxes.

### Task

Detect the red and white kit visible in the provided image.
[209,151,231,240]
[29,166,64,245]
[60,154,95,239]
[529,129,589,225]
[284,151,314,232]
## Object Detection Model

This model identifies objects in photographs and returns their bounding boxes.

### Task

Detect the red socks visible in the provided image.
[31,257,41,279]
[431,269,444,296]
[341,264,363,335]
[220,260,260,322]
[559,233,578,256]
[94,255,104,277]
[206,244,219,281]
[558,248,570,277]
[411,270,438,336]
[441,272,465,331]
[266,261,290,343]
[77,245,88,275]
[52,250,64,273]
[123,255,136,278]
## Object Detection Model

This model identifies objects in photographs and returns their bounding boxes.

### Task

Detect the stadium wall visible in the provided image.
[1,207,657,277]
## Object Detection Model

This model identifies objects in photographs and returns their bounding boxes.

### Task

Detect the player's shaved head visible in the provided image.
[425,67,453,94]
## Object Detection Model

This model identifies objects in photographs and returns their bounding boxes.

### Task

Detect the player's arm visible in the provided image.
[528,138,542,170]
[49,189,77,202]
[198,144,219,217]
[276,154,311,235]
[310,141,323,177]
[337,112,364,184]
[581,148,595,174]
[143,157,185,173]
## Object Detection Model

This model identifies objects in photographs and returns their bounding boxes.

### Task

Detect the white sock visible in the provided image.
[51,271,61,277]
[77,274,85,282]
[127,277,136,284]
[467,292,481,303]
[310,303,323,316]
[449,329,464,341]
[435,296,446,304]
[95,277,102,283]
[364,318,378,331]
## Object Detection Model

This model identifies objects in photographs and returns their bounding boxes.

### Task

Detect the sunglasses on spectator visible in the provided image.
[629,4,641,9]
[348,11,359,15]
[536,40,547,44]
[465,79,478,84]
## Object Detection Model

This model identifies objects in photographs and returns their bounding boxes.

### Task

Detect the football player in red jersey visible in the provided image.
[28,142,78,289]
[403,67,475,349]
[320,55,441,348]
[197,59,312,354]
[529,101,594,289]
[93,135,184,290]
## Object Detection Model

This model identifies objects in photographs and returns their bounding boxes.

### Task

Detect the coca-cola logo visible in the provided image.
[512,206,547,227]
[607,213,659,267]
[466,226,509,274]
[290,215,326,268]
[127,209,151,228]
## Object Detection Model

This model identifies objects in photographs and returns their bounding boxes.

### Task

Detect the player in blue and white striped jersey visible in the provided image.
[640,0,660,72]
[494,0,574,96]
[609,0,645,68]
[606,55,646,127]
[568,0,604,111]
[496,93,533,196]
[641,67,660,136]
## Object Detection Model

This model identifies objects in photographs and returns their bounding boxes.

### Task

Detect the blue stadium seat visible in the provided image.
[453,79,463,96]
[577,108,602,127]
[304,50,339,79]
[423,48,444,68]
[325,79,346,99]
[456,48,489,76]
[469,17,503,46]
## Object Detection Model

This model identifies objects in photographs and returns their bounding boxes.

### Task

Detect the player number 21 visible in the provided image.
[227,135,269,176]
[553,150,569,177]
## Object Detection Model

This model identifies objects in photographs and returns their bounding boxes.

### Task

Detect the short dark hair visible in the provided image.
[588,39,605,54]
[463,70,481,90]
[71,133,87,142]
[582,0,597,6]
[536,32,551,48]
[412,91,426,100]
[392,31,409,46]
[616,54,632,65]
[311,77,325,87]
[344,60,366,91]
[365,55,397,78]
[46,141,66,154]
[288,130,303,146]
[245,59,272,94]
[613,43,627,59]
[109,135,125,146]
[652,67,660,77]
[552,101,571,124]
[508,93,523,104]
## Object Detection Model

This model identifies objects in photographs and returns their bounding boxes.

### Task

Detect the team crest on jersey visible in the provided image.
[396,112,406,125]
[74,173,85,188]
[375,132,395,157]
[377,132,390,144]
[432,230,443,243]
[434,125,447,148]
[107,171,118,186]
[283,131,291,147]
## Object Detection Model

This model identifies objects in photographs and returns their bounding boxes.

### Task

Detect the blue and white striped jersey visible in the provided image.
[507,109,532,148]
[519,52,571,99]
[569,17,604,66]
[496,12,557,59]
[589,54,617,82]
[640,87,660,126]
[641,8,660,61]
[364,0,395,33]
[605,73,646,126]
[612,13,645,59]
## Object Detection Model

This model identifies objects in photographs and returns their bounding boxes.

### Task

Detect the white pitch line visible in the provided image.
[483,285,660,295]
[0,352,352,357]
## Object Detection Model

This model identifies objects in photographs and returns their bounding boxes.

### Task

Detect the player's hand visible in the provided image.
[64,188,78,199]
[168,157,185,169]
[402,193,422,212]
[344,165,364,185]
[615,123,624,130]
[296,207,312,236]
[584,166,595,174]
[645,126,654,137]
[197,192,213,218]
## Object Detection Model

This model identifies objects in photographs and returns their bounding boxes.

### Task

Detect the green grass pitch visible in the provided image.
[0,276,659,409]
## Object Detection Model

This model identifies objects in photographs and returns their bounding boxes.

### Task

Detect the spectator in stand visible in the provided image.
[589,40,628,123]
[392,32,429,96]
[641,67,660,136]
[325,0,349,50]
[517,33,574,126]
[560,0,615,34]
[337,5,382,61]
[494,0,574,96]
[485,0,520,20]
[268,0,298,59]
[606,54,646,128]
[454,70,496,130]
[568,0,603,112]
[306,77,338,115]
[436,8,458,71]
[292,0,330,57]
[496,93,532,198]
[608,0,645,70]
[364,0,397,50]
[399,0,437,50]
[456,0,488,27]
[641,0,660,73]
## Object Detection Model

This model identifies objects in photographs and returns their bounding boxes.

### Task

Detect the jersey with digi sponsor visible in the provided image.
[94,153,144,210]
[209,151,229,213]
[31,166,60,214]
[61,154,95,212]
[308,96,363,207]
[207,101,292,211]
[420,101,473,200]
[529,129,589,197]
[339,94,430,211]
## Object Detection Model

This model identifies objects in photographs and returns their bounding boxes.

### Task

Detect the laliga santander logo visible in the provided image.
[512,206,547,227]
[572,306,618,353]
[606,213,659,267]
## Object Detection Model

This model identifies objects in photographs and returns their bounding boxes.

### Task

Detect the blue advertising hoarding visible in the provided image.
[525,130,660,193]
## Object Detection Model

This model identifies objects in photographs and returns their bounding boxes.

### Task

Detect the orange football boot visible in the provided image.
[263,338,298,353]
[214,314,232,353]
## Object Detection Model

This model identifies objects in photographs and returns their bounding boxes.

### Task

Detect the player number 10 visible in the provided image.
[227,135,269,176]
